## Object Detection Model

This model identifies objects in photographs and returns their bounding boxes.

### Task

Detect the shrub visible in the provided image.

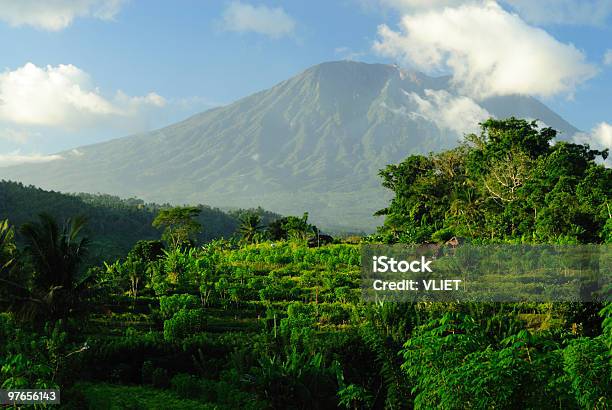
[159,294,200,319]
[163,309,207,342]
[171,373,203,399]
[73,382,215,409]
[563,336,611,408]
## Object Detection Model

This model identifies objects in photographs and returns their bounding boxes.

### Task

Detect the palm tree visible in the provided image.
[19,213,92,319]
[238,213,264,244]
[0,219,16,275]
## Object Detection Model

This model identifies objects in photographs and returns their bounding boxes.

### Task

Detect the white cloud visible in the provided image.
[114,90,166,108]
[504,0,612,26]
[0,151,63,167]
[221,2,295,38]
[0,62,165,129]
[573,122,612,166]
[604,50,612,66]
[0,0,126,31]
[373,2,597,99]
[404,89,491,135]
[590,122,612,152]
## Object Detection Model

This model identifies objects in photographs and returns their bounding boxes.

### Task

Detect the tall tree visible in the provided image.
[283,213,316,241]
[238,213,264,244]
[152,206,202,248]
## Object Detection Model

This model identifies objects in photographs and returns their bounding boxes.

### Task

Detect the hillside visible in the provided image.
[2,61,579,231]
[0,180,279,261]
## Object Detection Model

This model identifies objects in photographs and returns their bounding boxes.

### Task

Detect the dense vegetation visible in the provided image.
[0,180,280,261]
[375,118,611,244]
[0,119,610,409]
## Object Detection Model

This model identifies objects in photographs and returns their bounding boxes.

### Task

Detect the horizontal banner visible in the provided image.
[361,244,611,302]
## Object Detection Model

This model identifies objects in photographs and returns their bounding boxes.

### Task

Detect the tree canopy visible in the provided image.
[375,118,611,244]
[152,207,203,248]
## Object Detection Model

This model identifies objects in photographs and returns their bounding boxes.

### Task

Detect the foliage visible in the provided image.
[0,180,274,261]
[337,384,373,409]
[0,219,22,309]
[128,240,165,263]
[0,219,16,274]
[153,206,203,248]
[70,382,216,409]
[0,318,69,390]
[376,118,611,244]
[268,213,318,241]
[563,336,611,408]
[159,294,200,319]
[238,212,265,244]
[163,309,207,342]
[0,118,609,409]
[245,351,341,409]
[9,213,94,319]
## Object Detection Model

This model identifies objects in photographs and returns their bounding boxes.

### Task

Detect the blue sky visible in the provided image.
[0,0,610,165]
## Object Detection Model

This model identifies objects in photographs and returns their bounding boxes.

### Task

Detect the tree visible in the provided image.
[238,213,264,244]
[268,218,288,241]
[0,219,16,276]
[18,213,92,319]
[128,240,165,263]
[267,213,318,241]
[152,206,202,248]
[283,213,316,241]
[119,257,147,303]
[375,118,611,244]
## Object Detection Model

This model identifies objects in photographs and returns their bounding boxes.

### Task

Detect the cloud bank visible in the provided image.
[0,62,165,130]
[221,2,295,38]
[373,2,597,99]
[0,0,126,31]
[0,151,63,167]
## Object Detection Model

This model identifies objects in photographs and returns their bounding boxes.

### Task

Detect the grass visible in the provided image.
[68,382,217,410]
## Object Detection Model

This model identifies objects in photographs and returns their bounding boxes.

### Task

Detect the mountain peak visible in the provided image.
[3,61,579,231]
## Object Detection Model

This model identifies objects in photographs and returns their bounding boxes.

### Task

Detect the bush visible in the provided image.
[159,294,200,319]
[171,373,203,399]
[563,336,611,408]
[163,309,207,342]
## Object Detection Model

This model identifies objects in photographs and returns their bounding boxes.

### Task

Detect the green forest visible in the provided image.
[0,181,280,263]
[0,119,610,409]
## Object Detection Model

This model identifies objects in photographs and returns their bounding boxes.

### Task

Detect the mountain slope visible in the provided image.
[2,61,579,231]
